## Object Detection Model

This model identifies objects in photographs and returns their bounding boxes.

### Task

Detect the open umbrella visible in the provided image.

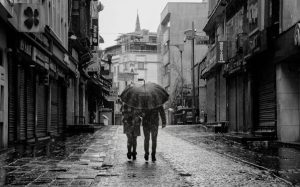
[120,82,169,109]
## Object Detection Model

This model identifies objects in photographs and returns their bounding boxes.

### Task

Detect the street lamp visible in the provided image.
[184,21,196,124]
[173,44,184,107]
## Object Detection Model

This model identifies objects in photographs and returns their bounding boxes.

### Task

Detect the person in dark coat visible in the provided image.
[142,105,166,162]
[121,104,142,160]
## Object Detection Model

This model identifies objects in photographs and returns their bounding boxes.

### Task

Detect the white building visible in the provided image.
[105,14,160,124]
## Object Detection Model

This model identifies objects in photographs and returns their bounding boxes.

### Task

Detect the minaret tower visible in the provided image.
[135,11,141,32]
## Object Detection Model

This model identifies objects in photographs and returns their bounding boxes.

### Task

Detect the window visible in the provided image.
[149,36,157,43]
[138,62,144,70]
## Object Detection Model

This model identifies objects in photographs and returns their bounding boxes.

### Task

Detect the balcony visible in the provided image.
[201,41,227,77]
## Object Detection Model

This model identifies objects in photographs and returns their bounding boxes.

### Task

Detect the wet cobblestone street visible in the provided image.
[0,125,293,186]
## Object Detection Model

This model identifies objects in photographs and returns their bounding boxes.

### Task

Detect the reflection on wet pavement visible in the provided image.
[163,125,300,186]
[0,131,96,186]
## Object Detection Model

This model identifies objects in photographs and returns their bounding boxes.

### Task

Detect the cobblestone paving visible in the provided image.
[0,125,292,186]
[92,126,189,187]
[163,125,300,186]
[159,127,289,186]
[0,126,118,187]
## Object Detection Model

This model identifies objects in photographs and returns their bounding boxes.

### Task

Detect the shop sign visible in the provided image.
[294,23,300,46]
[195,35,209,45]
[224,56,243,74]
[216,41,227,63]
[32,47,49,69]
[87,67,100,72]
[91,18,98,46]
[32,33,50,49]
[118,72,135,81]
[17,3,45,33]
[19,39,32,56]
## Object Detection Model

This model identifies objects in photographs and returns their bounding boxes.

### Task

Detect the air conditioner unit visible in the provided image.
[18,3,45,33]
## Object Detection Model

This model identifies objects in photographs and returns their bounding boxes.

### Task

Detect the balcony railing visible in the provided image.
[125,49,157,53]
[201,43,216,77]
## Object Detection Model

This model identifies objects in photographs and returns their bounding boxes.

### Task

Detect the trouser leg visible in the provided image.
[126,134,132,153]
[132,136,137,153]
[151,127,158,154]
[143,127,150,154]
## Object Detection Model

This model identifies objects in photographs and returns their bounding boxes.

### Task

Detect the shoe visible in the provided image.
[144,153,149,161]
[127,152,131,159]
[132,152,137,160]
[151,153,156,162]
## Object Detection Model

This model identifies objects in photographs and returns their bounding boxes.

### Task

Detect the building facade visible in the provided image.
[158,2,208,123]
[203,0,300,142]
[0,0,106,150]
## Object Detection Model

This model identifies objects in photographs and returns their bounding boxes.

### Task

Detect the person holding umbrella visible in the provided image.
[121,103,142,160]
[120,82,169,162]
[142,106,166,162]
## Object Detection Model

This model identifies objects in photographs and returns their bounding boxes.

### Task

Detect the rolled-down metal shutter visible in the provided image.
[36,75,47,138]
[18,67,26,141]
[206,77,216,123]
[8,58,17,142]
[228,76,237,131]
[58,83,66,134]
[257,65,276,127]
[50,79,58,136]
[26,68,35,140]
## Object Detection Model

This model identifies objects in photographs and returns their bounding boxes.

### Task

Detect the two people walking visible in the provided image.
[121,104,166,162]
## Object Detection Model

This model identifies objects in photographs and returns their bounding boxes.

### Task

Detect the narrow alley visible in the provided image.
[0,126,291,186]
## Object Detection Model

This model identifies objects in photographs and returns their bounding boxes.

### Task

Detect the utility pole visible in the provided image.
[191,22,196,124]
[184,21,196,124]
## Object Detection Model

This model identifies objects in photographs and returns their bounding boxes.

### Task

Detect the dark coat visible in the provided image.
[122,105,141,136]
[142,106,166,128]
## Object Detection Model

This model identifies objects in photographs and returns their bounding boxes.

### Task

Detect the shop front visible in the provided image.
[273,23,300,142]
[8,35,51,142]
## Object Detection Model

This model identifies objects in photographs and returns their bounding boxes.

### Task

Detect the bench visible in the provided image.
[205,121,229,133]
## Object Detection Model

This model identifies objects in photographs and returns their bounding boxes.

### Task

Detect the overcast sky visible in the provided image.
[99,0,204,49]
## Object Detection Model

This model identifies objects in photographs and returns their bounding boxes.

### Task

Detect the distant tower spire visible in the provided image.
[135,11,141,32]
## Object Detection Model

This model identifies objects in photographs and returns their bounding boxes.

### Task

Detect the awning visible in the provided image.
[88,75,110,95]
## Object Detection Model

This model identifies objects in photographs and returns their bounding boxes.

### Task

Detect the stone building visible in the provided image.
[203,0,300,142]
[0,0,107,150]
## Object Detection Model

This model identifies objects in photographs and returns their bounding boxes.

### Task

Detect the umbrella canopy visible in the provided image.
[120,82,169,109]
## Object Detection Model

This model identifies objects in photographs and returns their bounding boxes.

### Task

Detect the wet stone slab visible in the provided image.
[49,178,73,186]
[29,177,53,185]
[70,179,93,187]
